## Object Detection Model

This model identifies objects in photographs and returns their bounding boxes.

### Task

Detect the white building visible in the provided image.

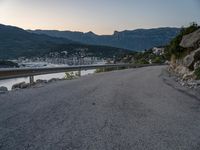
[152,47,165,55]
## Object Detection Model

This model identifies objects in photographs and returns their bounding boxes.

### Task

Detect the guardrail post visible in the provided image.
[78,69,81,77]
[30,76,34,85]
[103,67,105,72]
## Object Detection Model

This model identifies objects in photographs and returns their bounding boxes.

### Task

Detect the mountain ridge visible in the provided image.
[29,27,180,51]
[0,24,132,59]
[29,27,179,36]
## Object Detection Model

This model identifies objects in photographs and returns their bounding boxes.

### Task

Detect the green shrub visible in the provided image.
[152,56,162,63]
[65,72,78,80]
[136,58,149,64]
[195,67,200,80]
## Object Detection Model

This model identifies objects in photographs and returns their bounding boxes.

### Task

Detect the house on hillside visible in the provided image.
[152,47,165,56]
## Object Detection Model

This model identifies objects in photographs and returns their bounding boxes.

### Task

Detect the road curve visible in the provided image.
[0,66,200,150]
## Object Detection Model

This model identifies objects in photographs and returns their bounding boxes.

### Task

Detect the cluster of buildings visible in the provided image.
[17,56,105,67]
[152,47,165,56]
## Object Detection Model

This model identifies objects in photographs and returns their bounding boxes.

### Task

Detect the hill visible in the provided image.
[29,27,180,51]
[0,24,73,59]
[0,24,132,59]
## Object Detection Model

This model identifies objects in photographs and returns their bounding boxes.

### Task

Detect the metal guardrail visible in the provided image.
[0,63,160,84]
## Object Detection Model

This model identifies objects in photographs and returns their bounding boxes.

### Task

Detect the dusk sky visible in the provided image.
[0,0,199,35]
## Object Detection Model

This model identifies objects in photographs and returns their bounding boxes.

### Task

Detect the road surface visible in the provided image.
[0,66,200,150]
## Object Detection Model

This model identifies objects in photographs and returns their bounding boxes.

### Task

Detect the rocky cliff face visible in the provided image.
[180,29,200,71]
[169,28,200,88]
[180,29,200,49]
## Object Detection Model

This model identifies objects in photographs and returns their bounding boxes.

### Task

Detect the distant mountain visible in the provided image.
[0,24,131,59]
[0,24,73,59]
[29,27,180,51]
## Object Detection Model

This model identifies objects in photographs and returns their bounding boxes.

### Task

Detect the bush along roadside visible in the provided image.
[195,67,200,80]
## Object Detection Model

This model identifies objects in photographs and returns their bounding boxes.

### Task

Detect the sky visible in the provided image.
[0,0,199,35]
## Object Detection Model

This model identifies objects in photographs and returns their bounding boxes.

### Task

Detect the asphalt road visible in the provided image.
[0,66,200,150]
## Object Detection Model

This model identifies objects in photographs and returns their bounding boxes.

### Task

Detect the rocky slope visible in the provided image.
[169,28,200,88]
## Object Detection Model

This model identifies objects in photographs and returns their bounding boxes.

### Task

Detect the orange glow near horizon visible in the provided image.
[0,0,199,35]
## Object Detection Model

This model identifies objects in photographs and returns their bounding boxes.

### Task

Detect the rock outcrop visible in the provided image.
[183,48,200,69]
[183,53,195,69]
[194,48,200,61]
[36,79,48,84]
[48,78,61,83]
[170,28,200,88]
[12,82,30,90]
[0,86,8,93]
[180,29,200,49]
[180,29,200,71]
[194,61,200,70]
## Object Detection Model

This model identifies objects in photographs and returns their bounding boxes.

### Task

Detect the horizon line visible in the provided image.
[0,22,184,36]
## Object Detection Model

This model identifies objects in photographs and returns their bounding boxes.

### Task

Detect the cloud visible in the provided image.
[0,0,6,8]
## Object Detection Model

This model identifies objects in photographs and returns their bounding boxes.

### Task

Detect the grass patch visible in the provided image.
[64,72,79,80]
